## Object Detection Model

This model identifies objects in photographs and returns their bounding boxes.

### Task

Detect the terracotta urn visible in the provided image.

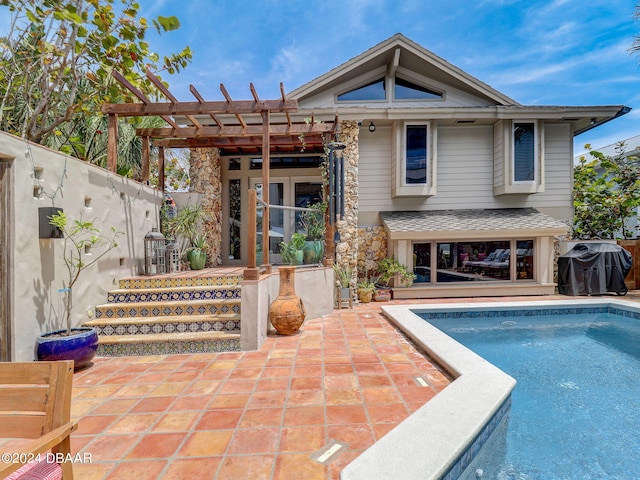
[269,266,306,335]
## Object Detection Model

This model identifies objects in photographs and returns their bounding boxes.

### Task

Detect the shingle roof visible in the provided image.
[380,208,569,236]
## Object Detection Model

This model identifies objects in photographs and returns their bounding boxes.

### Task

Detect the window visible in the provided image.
[249,156,323,170]
[413,240,535,284]
[493,120,544,195]
[395,78,442,100]
[513,123,535,182]
[393,122,436,197]
[228,179,241,260]
[405,124,428,185]
[337,78,386,102]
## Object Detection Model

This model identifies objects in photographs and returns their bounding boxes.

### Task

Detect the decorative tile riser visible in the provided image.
[95,320,241,336]
[118,276,242,290]
[107,288,240,304]
[95,302,241,319]
[97,338,241,356]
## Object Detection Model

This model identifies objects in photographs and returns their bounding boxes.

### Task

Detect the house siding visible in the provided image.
[358,123,572,220]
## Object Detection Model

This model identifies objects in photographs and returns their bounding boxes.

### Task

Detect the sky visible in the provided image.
[135,0,640,158]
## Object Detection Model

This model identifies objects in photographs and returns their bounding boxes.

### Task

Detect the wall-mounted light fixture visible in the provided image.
[368,122,376,133]
[590,118,597,126]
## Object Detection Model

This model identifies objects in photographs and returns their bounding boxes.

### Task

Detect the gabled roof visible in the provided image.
[288,33,517,106]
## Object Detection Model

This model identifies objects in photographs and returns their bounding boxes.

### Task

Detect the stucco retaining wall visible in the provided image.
[0,132,161,361]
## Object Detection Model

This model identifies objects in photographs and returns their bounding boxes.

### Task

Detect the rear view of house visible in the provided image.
[275,33,627,297]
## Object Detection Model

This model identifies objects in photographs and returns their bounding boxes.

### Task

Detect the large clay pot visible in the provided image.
[269,266,306,335]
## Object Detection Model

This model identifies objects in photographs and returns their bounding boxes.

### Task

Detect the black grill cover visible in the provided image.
[558,243,632,296]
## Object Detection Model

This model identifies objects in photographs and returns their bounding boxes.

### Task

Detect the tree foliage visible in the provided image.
[573,142,640,239]
[0,0,192,145]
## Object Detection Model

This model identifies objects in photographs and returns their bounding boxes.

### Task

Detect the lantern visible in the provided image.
[144,228,166,275]
[165,241,181,273]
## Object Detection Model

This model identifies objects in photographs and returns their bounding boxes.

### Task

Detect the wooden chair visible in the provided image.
[0,361,78,480]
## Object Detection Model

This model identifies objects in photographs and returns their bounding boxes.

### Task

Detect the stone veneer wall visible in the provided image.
[357,226,388,280]
[334,121,360,288]
[189,147,222,266]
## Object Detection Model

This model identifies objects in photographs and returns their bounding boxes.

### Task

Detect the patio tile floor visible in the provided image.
[4,293,640,479]
[63,300,454,479]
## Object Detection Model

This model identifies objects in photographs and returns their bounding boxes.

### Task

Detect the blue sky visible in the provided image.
[139,0,640,157]
[3,1,637,155]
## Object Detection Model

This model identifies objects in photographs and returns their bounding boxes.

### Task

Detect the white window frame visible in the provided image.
[392,121,437,197]
[494,119,544,195]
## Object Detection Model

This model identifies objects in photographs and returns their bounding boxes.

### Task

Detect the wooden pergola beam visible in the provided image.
[136,122,334,138]
[111,70,180,128]
[280,83,292,127]
[220,83,247,129]
[190,85,225,128]
[101,99,298,116]
[153,135,327,150]
[146,67,202,129]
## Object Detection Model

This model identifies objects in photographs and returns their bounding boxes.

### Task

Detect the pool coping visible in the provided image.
[340,298,640,480]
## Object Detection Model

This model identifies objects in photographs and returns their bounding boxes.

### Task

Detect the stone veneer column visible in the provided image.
[189,147,222,266]
[357,226,388,280]
[334,121,359,288]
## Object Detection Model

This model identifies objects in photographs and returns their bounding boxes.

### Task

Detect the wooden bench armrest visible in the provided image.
[0,422,78,477]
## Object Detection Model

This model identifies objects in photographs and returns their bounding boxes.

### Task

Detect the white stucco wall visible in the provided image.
[0,132,162,361]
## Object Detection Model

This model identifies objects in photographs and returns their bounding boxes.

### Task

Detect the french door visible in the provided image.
[249,177,322,264]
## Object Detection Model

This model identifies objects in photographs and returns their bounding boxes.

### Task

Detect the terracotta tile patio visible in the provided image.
[4,293,640,479]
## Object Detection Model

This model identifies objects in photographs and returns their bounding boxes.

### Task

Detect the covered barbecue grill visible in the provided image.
[558,242,632,296]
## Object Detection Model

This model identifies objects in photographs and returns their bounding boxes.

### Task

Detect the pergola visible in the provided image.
[101,69,339,275]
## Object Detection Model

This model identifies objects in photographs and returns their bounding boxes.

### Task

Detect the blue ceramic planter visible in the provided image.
[36,327,98,370]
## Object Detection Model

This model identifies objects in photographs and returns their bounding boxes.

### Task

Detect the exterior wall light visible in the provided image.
[368,122,376,132]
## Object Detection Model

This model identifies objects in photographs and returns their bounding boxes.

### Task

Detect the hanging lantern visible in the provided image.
[144,228,166,276]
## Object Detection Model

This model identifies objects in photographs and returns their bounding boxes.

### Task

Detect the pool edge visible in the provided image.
[340,298,640,480]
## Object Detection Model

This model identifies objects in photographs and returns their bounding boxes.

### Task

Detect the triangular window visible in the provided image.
[337,78,386,101]
[395,78,442,100]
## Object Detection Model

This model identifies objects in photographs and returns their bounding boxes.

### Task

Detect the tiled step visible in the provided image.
[118,275,242,290]
[96,330,241,356]
[106,285,240,304]
[95,298,241,319]
[85,314,241,336]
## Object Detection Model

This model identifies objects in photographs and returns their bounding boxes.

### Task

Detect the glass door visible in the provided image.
[250,177,323,264]
[251,178,287,264]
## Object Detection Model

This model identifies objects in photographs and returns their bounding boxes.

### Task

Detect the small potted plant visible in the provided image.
[186,234,209,270]
[333,262,353,307]
[357,280,376,303]
[36,212,122,369]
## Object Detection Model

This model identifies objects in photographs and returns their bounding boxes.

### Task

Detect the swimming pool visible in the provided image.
[422,307,640,479]
[340,300,640,480]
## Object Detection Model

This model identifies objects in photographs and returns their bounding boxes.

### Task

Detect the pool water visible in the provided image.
[423,311,640,479]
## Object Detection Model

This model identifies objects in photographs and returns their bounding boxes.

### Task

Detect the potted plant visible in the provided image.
[377,257,416,287]
[357,280,376,303]
[280,232,306,265]
[333,262,353,307]
[36,212,122,369]
[300,202,326,264]
[186,234,208,270]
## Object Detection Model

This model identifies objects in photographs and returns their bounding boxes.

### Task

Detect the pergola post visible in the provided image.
[243,189,259,280]
[261,110,271,274]
[158,146,165,193]
[141,136,150,182]
[107,113,118,172]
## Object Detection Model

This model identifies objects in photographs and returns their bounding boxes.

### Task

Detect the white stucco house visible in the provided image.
[214,33,629,298]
